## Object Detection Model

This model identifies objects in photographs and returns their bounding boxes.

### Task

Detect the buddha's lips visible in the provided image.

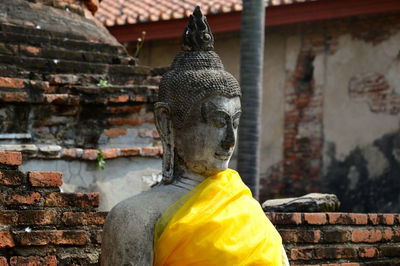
[214,152,231,160]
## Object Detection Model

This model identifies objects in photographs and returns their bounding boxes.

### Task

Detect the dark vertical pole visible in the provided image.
[237,0,265,200]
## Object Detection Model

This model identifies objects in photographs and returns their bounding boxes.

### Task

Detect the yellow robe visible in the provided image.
[153,169,288,266]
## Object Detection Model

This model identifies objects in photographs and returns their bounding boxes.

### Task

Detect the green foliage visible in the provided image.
[133,31,146,58]
[96,148,105,170]
[97,79,112,87]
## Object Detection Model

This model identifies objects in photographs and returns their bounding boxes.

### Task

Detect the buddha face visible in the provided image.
[174,95,241,177]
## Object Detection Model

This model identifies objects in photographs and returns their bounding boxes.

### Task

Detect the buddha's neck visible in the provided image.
[172,166,206,191]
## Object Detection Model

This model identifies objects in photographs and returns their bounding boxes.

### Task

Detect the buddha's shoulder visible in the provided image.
[101,185,187,265]
[105,184,186,226]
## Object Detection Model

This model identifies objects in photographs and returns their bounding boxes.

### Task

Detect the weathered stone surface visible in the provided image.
[262,193,340,212]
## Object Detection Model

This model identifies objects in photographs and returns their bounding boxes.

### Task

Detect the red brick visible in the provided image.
[61,211,108,226]
[108,116,142,126]
[0,77,25,89]
[394,229,400,241]
[341,263,360,266]
[328,213,368,225]
[279,229,320,243]
[131,94,146,102]
[4,191,41,206]
[304,213,327,225]
[104,128,126,138]
[62,148,79,159]
[0,210,57,225]
[0,232,15,248]
[0,210,18,224]
[0,257,8,266]
[352,229,384,243]
[20,45,41,56]
[109,94,129,103]
[382,229,393,241]
[101,149,118,159]
[269,213,302,225]
[140,147,162,156]
[320,229,350,243]
[0,170,24,186]
[1,92,29,102]
[380,245,400,257]
[0,151,22,166]
[369,213,378,225]
[369,213,395,225]
[19,230,88,246]
[379,214,394,225]
[20,210,57,225]
[44,192,100,208]
[82,149,98,160]
[314,246,356,259]
[29,80,50,92]
[291,247,313,260]
[10,255,57,266]
[120,147,140,157]
[44,94,79,105]
[106,106,141,114]
[358,247,377,258]
[28,171,62,187]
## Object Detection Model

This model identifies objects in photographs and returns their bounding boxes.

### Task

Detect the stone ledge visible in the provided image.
[266,212,400,226]
[0,145,162,160]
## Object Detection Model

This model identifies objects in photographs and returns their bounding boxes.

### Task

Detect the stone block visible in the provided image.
[262,193,340,212]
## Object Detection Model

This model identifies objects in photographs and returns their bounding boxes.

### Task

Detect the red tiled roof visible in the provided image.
[96,0,318,27]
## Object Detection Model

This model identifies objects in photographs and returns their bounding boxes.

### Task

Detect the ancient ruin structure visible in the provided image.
[0,0,163,211]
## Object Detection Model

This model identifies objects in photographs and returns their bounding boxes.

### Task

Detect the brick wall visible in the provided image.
[0,151,106,265]
[0,0,164,210]
[268,212,400,265]
[0,0,163,158]
[1,151,399,265]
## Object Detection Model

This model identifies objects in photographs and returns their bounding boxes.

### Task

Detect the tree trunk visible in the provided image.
[237,0,265,200]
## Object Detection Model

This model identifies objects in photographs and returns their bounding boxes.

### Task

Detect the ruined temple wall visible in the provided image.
[2,152,400,265]
[0,151,106,265]
[137,13,400,212]
[0,0,163,211]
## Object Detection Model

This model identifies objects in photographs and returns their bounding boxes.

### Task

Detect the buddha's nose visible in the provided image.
[221,123,235,149]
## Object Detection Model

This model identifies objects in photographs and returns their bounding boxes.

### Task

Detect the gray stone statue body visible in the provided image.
[101,6,241,265]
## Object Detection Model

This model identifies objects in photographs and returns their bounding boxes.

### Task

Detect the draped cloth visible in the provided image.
[153,169,288,266]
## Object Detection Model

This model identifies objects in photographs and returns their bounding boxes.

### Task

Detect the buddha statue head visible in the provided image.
[155,6,242,183]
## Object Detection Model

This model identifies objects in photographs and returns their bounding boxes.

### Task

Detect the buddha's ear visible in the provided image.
[154,102,172,139]
[154,102,174,183]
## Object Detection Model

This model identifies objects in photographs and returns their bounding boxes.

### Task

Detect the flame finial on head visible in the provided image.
[182,6,214,51]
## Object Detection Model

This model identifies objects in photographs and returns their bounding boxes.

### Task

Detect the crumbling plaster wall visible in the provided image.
[323,30,400,212]
[324,32,400,159]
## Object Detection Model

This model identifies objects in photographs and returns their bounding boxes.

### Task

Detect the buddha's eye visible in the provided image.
[209,114,226,128]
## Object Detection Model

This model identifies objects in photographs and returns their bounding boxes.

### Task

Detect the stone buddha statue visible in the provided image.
[101,6,288,266]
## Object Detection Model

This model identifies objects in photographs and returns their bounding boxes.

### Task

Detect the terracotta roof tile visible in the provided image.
[96,0,318,27]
